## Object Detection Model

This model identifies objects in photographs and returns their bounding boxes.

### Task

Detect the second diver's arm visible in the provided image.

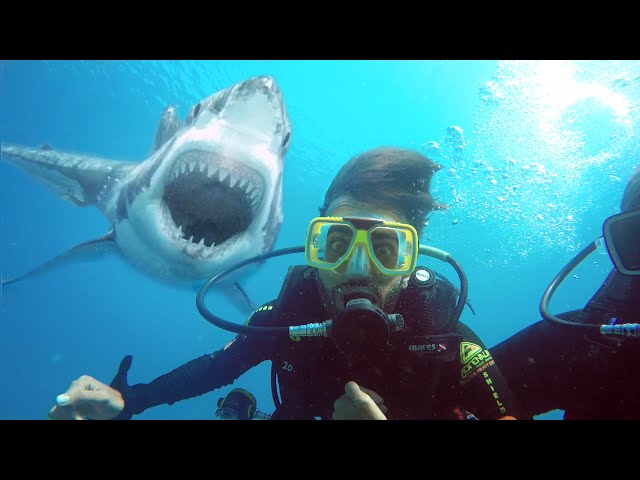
[455,322,522,420]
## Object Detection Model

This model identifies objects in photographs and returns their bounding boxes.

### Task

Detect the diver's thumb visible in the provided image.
[109,355,133,392]
[344,381,365,402]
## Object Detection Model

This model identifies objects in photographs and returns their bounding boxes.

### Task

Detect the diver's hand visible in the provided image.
[332,381,388,420]
[48,375,124,420]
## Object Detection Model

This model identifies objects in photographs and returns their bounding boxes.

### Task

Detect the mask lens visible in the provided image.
[370,226,401,269]
[324,224,354,263]
[307,220,355,268]
[369,225,416,274]
[604,209,640,275]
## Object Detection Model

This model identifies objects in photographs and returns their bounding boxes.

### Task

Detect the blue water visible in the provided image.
[1,60,639,420]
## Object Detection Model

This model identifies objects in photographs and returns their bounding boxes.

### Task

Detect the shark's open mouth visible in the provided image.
[162,151,265,257]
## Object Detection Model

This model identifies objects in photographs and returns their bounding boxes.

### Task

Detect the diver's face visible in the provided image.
[316,202,410,318]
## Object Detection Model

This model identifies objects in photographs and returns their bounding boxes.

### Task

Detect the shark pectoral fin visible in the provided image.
[233,282,256,311]
[208,281,256,316]
[1,229,118,286]
[466,299,476,315]
[1,144,136,207]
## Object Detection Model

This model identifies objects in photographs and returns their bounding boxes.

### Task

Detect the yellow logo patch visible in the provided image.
[460,342,483,364]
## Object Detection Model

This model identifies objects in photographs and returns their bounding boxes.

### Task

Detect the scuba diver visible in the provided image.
[491,165,640,420]
[214,388,271,420]
[48,147,520,420]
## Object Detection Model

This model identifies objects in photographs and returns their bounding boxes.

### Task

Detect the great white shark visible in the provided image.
[1,75,292,311]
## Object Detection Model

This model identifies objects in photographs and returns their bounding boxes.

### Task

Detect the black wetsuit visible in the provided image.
[491,310,640,420]
[116,266,519,420]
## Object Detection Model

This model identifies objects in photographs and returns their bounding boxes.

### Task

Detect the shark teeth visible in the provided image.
[162,151,267,254]
[161,203,217,258]
[229,174,238,189]
[183,235,216,258]
[168,155,264,213]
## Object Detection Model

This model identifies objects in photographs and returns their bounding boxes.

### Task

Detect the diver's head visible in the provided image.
[620,165,640,213]
[319,147,445,238]
[313,147,444,320]
[581,165,640,323]
[603,165,640,278]
[215,388,257,420]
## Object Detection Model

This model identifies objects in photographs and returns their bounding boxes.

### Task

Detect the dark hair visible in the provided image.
[621,165,640,212]
[319,146,446,236]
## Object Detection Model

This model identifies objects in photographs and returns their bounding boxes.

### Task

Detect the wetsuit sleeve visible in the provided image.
[114,301,280,419]
[455,322,522,420]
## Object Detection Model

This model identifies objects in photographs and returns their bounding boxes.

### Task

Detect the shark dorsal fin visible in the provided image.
[153,105,182,153]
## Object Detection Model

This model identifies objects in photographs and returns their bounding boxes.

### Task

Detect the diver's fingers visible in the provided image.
[344,381,388,419]
[50,375,116,420]
[48,404,75,420]
[346,382,387,411]
[358,386,386,406]
[72,411,87,420]
[333,392,354,415]
[57,375,111,407]
[48,403,89,421]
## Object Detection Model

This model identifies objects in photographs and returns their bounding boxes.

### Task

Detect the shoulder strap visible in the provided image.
[398,266,460,334]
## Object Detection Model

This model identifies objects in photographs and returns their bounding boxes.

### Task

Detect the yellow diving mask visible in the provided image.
[305,216,419,276]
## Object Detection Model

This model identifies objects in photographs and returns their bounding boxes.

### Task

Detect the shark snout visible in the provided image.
[218,76,290,151]
[234,76,284,113]
[238,75,281,97]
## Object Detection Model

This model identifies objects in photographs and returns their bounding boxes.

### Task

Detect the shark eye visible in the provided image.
[185,103,202,126]
[281,131,290,149]
[212,95,225,113]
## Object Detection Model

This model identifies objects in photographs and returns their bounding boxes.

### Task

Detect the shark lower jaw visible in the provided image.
[160,150,267,258]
